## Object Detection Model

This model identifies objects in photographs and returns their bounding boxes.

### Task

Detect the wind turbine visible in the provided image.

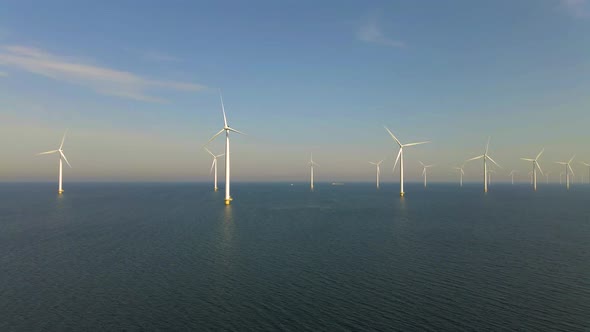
[509,170,518,185]
[419,161,434,188]
[454,165,465,187]
[37,131,72,194]
[560,172,564,185]
[369,160,384,189]
[520,148,544,191]
[206,91,246,205]
[488,169,496,186]
[385,127,430,197]
[581,162,590,184]
[545,171,551,184]
[528,171,533,185]
[204,147,224,192]
[466,137,501,192]
[309,153,319,191]
[555,155,575,190]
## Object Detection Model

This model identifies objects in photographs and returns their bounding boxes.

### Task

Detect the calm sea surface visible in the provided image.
[1,182,589,331]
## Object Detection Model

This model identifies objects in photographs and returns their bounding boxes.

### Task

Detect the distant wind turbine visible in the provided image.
[556,155,575,190]
[369,160,384,189]
[521,148,544,191]
[466,137,501,192]
[560,172,564,185]
[488,169,496,186]
[581,162,590,184]
[204,147,224,192]
[419,161,434,188]
[309,153,319,191]
[545,171,551,184]
[528,171,533,185]
[37,131,72,194]
[206,91,246,205]
[385,127,430,197]
[454,165,465,187]
[509,170,518,185]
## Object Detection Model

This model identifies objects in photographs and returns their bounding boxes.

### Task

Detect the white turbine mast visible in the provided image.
[520,148,544,191]
[37,130,72,194]
[466,137,501,192]
[369,160,384,189]
[555,155,575,190]
[385,127,430,197]
[206,90,246,205]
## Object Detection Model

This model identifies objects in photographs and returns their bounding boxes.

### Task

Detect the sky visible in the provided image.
[1,0,590,183]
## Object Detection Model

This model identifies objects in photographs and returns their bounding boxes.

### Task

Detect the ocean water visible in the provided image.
[1,182,589,331]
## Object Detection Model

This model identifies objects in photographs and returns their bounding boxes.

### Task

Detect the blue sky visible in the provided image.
[1,0,589,182]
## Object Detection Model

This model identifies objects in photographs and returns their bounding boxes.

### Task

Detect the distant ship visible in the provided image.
[331,182,345,186]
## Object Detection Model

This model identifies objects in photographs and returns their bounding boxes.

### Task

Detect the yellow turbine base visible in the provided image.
[400,192,404,197]
[58,190,64,194]
[214,188,218,192]
[225,197,233,205]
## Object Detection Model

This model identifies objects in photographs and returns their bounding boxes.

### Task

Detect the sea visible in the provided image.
[1,182,589,331]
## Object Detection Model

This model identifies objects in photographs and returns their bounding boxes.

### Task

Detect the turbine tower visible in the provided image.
[369,160,384,189]
[466,137,501,193]
[309,153,319,191]
[520,148,544,191]
[204,147,224,192]
[385,127,430,197]
[545,171,551,184]
[37,131,72,194]
[454,165,465,187]
[509,170,518,185]
[206,91,246,205]
[419,161,434,188]
[556,155,575,190]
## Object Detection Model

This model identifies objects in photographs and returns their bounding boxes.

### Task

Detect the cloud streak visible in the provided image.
[0,45,206,102]
[561,0,590,18]
[357,17,405,48]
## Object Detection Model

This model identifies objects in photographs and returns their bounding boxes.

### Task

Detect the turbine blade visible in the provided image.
[206,129,225,145]
[487,155,501,168]
[204,147,215,157]
[384,127,402,147]
[555,161,567,165]
[59,130,68,149]
[535,148,544,160]
[403,141,430,147]
[37,150,58,155]
[461,169,465,175]
[568,164,574,176]
[536,161,543,175]
[228,127,246,135]
[485,137,490,154]
[60,150,72,168]
[369,161,377,165]
[569,155,576,164]
[219,90,228,127]
[216,153,225,158]
[466,155,484,162]
[393,149,401,172]
[419,161,425,167]
[210,159,215,174]
[521,158,534,161]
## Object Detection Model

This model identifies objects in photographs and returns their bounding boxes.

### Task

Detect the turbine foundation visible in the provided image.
[400,192,404,197]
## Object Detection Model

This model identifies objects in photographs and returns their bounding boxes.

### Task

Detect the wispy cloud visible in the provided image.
[0,45,206,102]
[561,0,590,18]
[143,51,181,62]
[357,16,405,48]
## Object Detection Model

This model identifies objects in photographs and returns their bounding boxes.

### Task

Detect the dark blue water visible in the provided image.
[1,182,589,331]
